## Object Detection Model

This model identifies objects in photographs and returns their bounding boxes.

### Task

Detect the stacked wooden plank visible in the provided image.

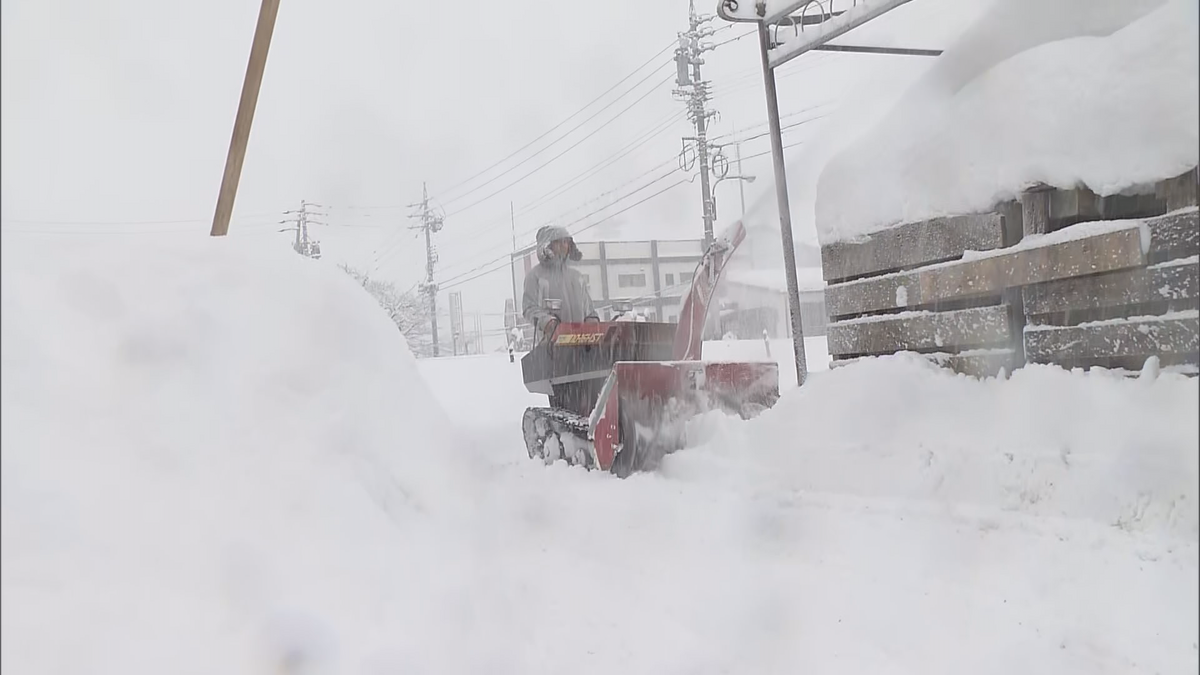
[819,168,1199,376]
[1021,171,1199,372]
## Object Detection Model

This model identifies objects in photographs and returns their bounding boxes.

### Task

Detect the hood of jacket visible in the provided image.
[536,225,582,263]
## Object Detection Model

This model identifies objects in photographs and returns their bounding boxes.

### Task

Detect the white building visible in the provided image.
[719,268,828,338]
[509,238,705,324]
[507,227,829,338]
[712,219,828,338]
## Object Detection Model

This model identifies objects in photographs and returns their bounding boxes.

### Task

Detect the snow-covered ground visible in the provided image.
[3,232,1197,674]
[815,0,1199,241]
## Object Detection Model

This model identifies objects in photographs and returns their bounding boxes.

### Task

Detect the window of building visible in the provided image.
[665,273,675,286]
[618,273,646,288]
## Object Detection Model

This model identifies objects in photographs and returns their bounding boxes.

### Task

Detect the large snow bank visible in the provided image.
[816,0,1199,242]
[0,233,477,673]
[4,230,1196,674]
[672,354,1200,540]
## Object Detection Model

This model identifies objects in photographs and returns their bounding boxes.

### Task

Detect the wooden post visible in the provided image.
[1020,185,1054,237]
[1157,167,1200,212]
[210,0,282,237]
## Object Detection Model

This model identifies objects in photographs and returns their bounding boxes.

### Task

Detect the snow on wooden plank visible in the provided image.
[827,305,1011,357]
[1146,207,1200,257]
[1024,311,1199,363]
[820,212,1006,283]
[927,349,1017,378]
[825,225,1145,319]
[1023,259,1199,316]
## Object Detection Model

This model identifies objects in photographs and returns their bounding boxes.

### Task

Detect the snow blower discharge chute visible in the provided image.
[520,221,780,477]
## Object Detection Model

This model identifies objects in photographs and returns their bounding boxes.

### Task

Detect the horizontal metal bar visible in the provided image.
[768,0,915,69]
[812,43,941,57]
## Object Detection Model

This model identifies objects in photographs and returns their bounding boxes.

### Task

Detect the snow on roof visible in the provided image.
[724,267,827,293]
[815,0,1199,243]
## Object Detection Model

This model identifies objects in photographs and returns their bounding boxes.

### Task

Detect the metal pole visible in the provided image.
[426,224,439,356]
[757,20,808,387]
[509,201,519,329]
[735,142,747,217]
[689,7,716,247]
[210,0,281,237]
[293,200,302,251]
[423,183,440,357]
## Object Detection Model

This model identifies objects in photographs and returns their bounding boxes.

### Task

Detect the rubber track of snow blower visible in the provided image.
[522,407,596,470]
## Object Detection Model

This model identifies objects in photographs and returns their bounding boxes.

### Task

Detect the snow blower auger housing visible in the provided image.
[520,220,780,477]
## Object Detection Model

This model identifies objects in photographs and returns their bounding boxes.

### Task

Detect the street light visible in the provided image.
[712,174,756,219]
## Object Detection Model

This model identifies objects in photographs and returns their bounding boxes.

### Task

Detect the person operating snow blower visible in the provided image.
[522,225,598,342]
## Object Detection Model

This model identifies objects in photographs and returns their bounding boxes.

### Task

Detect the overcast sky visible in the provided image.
[0,0,988,342]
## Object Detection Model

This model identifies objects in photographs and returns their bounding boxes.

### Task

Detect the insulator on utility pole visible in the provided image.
[675,37,692,87]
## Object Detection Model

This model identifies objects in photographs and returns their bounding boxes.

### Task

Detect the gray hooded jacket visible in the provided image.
[522,226,597,334]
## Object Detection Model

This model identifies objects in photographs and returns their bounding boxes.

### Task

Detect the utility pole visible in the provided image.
[210,0,281,237]
[279,199,325,258]
[675,1,719,247]
[409,183,444,356]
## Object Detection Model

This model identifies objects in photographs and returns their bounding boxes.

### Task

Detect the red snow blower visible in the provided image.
[520,221,780,477]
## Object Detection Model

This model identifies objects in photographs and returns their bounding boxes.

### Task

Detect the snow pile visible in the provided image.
[0,233,477,674]
[671,354,1200,540]
[815,0,1199,242]
[420,349,1197,674]
[4,230,1197,674]
[700,336,832,387]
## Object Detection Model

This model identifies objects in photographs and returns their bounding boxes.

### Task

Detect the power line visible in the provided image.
[439,178,688,291]
[442,70,678,219]
[431,39,678,202]
[436,62,675,210]
[436,161,682,279]
[712,28,757,49]
[439,169,681,285]
[435,117,817,280]
[427,108,687,258]
[516,108,687,216]
[346,45,677,214]
[709,102,832,141]
[0,210,283,226]
[713,112,830,148]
